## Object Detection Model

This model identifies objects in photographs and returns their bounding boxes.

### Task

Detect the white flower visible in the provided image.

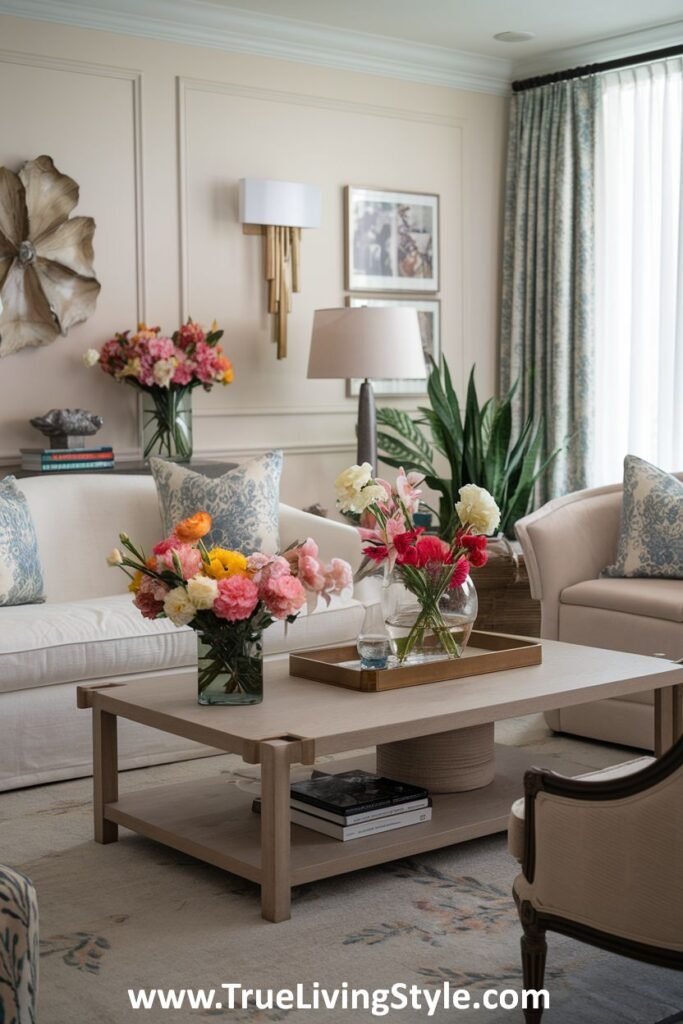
[163,586,196,626]
[455,484,501,536]
[186,574,218,610]
[349,482,387,514]
[106,548,123,566]
[0,557,14,600]
[83,348,100,367]
[335,463,372,500]
[153,358,176,388]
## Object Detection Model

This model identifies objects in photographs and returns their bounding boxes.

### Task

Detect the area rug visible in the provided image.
[2,716,682,1024]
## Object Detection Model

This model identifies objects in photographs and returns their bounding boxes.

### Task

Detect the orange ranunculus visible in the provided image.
[175,511,212,543]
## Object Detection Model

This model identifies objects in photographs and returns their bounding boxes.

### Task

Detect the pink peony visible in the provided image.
[153,536,178,557]
[246,552,271,582]
[146,335,175,361]
[259,555,291,584]
[213,575,259,622]
[133,574,168,619]
[297,538,325,592]
[158,543,203,580]
[324,558,352,595]
[261,575,306,619]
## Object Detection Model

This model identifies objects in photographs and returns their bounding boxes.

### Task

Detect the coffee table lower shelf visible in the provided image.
[104,746,583,903]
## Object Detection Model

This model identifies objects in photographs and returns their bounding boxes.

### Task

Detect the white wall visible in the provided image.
[0,14,506,512]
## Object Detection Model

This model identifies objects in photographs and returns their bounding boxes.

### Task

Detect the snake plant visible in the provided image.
[376,358,559,539]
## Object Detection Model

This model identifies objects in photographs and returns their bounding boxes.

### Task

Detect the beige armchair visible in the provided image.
[508,736,683,1022]
[515,477,683,749]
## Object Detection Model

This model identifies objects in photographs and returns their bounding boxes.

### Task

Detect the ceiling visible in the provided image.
[2,0,683,92]
[205,0,683,62]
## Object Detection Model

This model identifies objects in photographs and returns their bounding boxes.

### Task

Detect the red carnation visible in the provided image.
[415,535,451,567]
[449,556,470,588]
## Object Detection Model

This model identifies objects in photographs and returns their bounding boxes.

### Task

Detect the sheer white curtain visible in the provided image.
[593,59,683,486]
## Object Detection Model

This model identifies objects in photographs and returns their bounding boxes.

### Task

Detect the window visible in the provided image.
[593,59,683,485]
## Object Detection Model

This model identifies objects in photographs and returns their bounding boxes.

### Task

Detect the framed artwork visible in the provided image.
[346,296,441,397]
[345,186,439,293]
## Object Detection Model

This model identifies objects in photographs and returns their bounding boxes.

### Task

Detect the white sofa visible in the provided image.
[0,473,363,792]
[515,478,683,751]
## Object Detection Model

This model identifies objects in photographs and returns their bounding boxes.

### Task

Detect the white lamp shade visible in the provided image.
[239,177,321,229]
[307,307,426,380]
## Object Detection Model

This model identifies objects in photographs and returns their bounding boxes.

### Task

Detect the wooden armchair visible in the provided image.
[508,735,683,1022]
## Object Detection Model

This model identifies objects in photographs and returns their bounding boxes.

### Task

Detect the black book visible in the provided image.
[290,769,428,816]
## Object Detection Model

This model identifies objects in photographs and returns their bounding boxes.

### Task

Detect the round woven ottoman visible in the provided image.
[376,723,495,793]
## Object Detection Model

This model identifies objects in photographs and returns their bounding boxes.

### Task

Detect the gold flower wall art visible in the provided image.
[0,155,101,357]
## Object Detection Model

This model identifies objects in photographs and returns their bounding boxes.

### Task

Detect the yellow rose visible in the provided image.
[204,548,248,580]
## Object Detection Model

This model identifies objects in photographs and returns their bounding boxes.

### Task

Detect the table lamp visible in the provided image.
[307,307,425,473]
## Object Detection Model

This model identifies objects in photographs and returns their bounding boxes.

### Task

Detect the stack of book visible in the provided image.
[20,446,115,472]
[254,769,431,841]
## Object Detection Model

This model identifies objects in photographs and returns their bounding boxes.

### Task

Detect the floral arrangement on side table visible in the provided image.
[84,319,233,462]
[108,511,352,705]
[335,464,500,663]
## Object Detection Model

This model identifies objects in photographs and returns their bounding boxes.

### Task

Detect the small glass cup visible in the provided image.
[357,603,391,670]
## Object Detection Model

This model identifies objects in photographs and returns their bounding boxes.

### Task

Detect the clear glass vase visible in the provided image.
[196,627,263,705]
[141,387,193,462]
[382,567,478,664]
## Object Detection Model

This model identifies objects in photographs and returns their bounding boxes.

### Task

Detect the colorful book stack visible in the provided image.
[20,446,115,472]
[254,769,431,842]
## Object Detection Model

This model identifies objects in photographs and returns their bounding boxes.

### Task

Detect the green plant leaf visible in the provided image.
[376,407,433,462]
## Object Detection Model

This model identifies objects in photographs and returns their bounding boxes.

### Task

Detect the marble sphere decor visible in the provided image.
[0,155,101,357]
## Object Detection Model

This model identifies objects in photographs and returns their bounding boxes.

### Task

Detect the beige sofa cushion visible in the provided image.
[507,756,654,862]
[0,592,364,696]
[561,577,683,622]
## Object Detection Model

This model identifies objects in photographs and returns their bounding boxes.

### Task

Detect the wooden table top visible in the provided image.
[79,639,683,763]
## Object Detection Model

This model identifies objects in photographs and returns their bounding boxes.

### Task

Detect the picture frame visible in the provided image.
[345,296,441,398]
[345,186,440,293]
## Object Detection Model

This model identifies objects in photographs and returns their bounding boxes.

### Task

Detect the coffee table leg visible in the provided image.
[654,685,683,756]
[93,708,118,844]
[260,739,292,923]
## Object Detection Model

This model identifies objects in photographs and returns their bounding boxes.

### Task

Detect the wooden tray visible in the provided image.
[289,631,542,692]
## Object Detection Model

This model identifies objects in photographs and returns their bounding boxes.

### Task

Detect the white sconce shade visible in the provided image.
[239,178,321,229]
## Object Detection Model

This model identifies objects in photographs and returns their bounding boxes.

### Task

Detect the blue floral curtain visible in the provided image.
[500,78,597,501]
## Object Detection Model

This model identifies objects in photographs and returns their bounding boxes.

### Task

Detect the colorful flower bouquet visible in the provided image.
[108,512,352,705]
[84,319,233,461]
[335,464,500,663]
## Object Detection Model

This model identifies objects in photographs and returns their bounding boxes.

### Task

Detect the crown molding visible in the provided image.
[512,19,683,80]
[0,0,513,95]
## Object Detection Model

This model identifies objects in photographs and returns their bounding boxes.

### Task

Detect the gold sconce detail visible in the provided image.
[239,178,321,360]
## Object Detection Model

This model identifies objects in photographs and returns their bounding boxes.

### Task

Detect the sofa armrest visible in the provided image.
[515,483,624,639]
[278,504,362,572]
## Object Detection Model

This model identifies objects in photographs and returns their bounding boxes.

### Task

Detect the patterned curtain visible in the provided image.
[500,78,597,501]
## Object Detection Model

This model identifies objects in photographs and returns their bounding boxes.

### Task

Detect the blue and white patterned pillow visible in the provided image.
[0,476,45,605]
[603,455,683,578]
[151,451,282,554]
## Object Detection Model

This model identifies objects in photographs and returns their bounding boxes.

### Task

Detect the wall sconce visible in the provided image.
[239,177,321,359]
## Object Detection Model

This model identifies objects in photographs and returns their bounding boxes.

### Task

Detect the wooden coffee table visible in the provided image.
[77,639,683,922]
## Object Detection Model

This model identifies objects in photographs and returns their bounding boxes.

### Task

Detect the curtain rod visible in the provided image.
[512,41,683,93]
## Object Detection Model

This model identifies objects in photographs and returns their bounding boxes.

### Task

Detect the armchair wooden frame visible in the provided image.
[516,731,683,1023]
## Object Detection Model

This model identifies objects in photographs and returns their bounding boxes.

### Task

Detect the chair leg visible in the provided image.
[520,905,547,1023]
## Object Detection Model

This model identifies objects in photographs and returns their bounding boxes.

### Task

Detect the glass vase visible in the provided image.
[196,627,263,706]
[141,387,193,462]
[382,568,478,664]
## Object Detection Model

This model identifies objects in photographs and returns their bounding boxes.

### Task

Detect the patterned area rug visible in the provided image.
[3,716,682,1024]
